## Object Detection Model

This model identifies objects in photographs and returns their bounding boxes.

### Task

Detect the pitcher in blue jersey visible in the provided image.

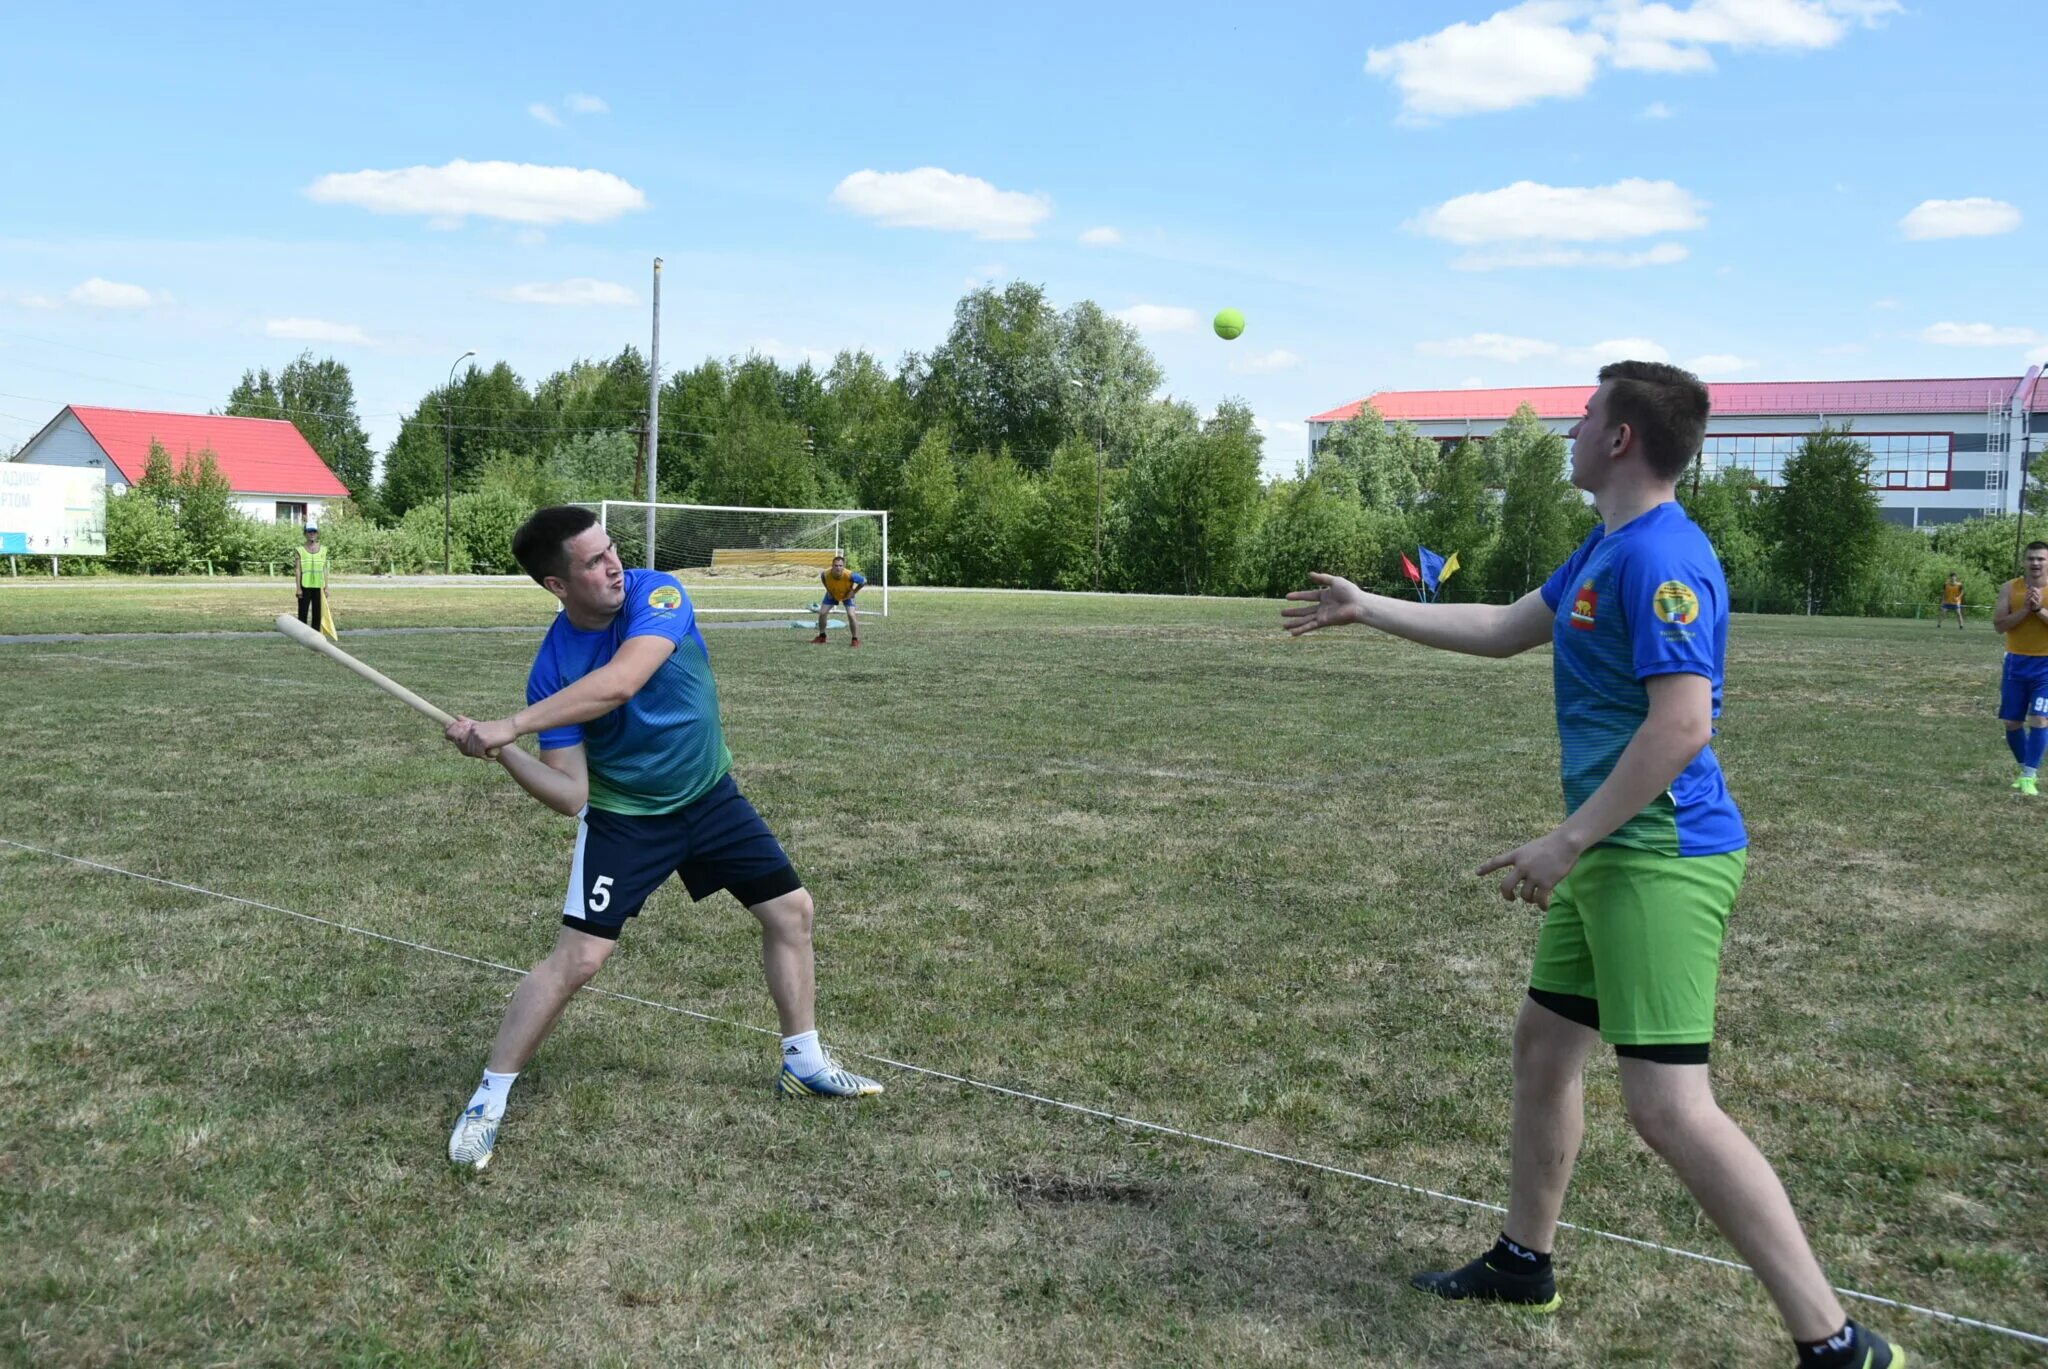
[439,506,881,1172]
[1282,364,1902,1369]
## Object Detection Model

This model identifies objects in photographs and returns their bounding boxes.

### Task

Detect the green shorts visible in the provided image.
[1527,845,1748,1047]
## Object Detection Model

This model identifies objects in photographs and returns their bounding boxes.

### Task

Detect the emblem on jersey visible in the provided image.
[647,585,682,611]
[1653,580,1700,626]
[1570,583,1598,630]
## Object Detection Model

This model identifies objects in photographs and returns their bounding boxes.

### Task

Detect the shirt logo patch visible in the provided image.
[1570,584,1599,630]
[647,585,682,611]
[1653,581,1700,626]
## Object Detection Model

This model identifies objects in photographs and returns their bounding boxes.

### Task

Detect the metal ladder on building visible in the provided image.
[1985,399,2010,517]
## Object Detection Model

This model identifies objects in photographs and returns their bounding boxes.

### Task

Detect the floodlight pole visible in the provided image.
[443,349,475,575]
[645,257,662,569]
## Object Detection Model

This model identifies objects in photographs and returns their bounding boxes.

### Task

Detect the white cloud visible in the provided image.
[69,277,158,309]
[528,102,561,126]
[265,317,375,346]
[1417,333,1669,366]
[565,93,609,115]
[1453,243,1689,270]
[1899,197,2022,241]
[1643,100,1674,118]
[830,167,1050,240]
[19,294,59,309]
[1231,348,1302,374]
[1367,1,1899,118]
[306,160,648,225]
[748,339,835,369]
[1113,304,1200,333]
[1871,297,1901,309]
[1365,3,1608,120]
[1923,322,2044,348]
[2030,345,2048,366]
[1418,332,1561,363]
[1459,377,1488,388]
[1576,337,1670,364]
[1412,179,1705,244]
[493,278,637,306]
[1685,353,1761,376]
[1080,225,1122,245]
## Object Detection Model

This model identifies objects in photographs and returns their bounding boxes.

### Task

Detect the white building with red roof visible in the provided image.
[14,406,351,526]
[1308,371,2048,530]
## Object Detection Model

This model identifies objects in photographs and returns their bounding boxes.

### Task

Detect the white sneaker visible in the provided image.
[448,1104,500,1170]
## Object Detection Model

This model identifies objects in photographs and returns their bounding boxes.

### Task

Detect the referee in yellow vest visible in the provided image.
[294,521,329,628]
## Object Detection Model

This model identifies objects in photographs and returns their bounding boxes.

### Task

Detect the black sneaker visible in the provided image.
[1410,1251,1562,1313]
[1832,1327,1907,1369]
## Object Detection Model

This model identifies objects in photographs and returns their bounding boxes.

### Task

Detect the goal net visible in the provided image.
[592,501,889,617]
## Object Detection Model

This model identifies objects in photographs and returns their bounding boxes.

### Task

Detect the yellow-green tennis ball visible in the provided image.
[1213,308,1245,340]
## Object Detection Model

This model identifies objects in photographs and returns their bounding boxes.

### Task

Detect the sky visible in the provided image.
[2,0,2040,480]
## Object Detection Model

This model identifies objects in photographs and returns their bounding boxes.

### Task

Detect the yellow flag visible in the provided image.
[1440,551,1462,584]
[319,589,339,643]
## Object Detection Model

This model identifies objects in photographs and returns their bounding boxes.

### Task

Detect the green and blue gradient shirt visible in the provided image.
[1538,502,1746,857]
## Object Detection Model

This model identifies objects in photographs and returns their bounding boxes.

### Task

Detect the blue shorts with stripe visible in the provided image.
[562,774,800,939]
[1999,652,2048,722]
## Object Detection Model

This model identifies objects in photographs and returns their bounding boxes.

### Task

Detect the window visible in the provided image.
[1698,433,1950,490]
[276,502,308,524]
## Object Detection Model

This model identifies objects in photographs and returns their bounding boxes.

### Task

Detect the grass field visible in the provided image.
[2,581,2043,1366]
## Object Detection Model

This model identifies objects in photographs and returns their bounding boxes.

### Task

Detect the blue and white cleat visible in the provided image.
[448,1104,500,1170]
[777,1052,885,1099]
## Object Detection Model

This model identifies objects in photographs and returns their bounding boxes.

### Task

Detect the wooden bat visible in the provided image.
[274,614,497,753]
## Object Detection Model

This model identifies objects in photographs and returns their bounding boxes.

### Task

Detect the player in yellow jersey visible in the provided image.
[812,554,866,647]
[1991,542,2048,794]
[1938,573,1964,629]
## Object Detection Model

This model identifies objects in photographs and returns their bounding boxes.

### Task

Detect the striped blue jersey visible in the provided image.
[527,569,733,815]
[1538,502,1746,856]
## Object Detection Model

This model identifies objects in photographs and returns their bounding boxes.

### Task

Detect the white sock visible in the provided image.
[781,1030,827,1076]
[466,1069,519,1120]
[2026,767,2039,779]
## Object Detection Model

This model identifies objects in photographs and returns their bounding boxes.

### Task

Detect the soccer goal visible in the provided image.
[593,501,889,617]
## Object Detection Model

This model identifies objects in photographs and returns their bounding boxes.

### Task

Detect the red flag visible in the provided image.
[1401,553,1422,583]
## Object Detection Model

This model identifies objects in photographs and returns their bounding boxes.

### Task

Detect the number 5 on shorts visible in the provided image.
[588,875,613,914]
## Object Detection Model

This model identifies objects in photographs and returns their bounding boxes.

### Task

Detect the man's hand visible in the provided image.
[2027,586,2041,612]
[1476,829,1585,911]
[1281,573,1368,637]
[444,715,515,759]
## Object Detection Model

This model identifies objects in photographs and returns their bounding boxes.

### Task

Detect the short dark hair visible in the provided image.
[512,505,600,586]
[2027,541,2048,556]
[1597,360,1710,481]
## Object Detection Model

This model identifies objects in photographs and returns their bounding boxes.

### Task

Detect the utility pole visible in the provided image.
[645,257,662,568]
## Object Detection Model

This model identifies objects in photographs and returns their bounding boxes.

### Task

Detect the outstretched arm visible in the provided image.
[1282,573,1555,658]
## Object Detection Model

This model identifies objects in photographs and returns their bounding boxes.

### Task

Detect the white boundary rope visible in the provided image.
[5,835,2042,1351]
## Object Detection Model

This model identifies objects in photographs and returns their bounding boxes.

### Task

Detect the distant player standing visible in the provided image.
[293,522,328,628]
[442,505,881,1171]
[1938,572,1965,629]
[1991,541,2048,795]
[812,553,866,646]
[1283,362,1904,1369]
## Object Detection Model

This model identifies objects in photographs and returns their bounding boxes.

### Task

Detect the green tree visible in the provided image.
[1027,436,1110,590]
[104,487,189,571]
[545,432,639,503]
[1487,405,1589,599]
[1240,456,1393,598]
[895,428,959,584]
[1768,427,1883,613]
[1679,466,1771,606]
[381,361,537,515]
[1116,400,1264,594]
[1318,406,1434,514]
[816,350,915,511]
[1054,300,1163,468]
[172,449,240,568]
[948,451,1040,587]
[135,440,178,507]
[912,283,1067,470]
[225,352,374,495]
[694,406,818,509]
[1414,437,1496,594]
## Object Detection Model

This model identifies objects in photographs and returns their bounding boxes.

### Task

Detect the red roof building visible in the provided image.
[15,405,349,524]
[1305,371,2048,530]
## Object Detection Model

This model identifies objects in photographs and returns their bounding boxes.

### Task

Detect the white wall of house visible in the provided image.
[15,412,125,488]
[235,496,328,524]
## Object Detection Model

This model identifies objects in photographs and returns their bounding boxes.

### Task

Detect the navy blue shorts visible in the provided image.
[2000,653,2048,722]
[561,775,801,940]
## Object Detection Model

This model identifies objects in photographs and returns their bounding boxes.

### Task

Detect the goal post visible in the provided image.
[592,501,889,617]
